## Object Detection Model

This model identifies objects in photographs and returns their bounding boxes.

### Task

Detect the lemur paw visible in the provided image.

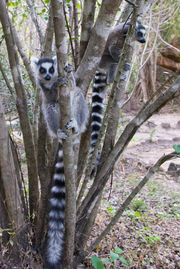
[57,129,68,140]
[57,77,68,86]
[64,64,73,73]
[66,120,79,134]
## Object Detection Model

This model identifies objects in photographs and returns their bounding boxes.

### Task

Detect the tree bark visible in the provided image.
[51,1,76,268]
[25,0,44,48]
[42,4,54,57]
[102,0,146,165]
[76,75,180,243]
[0,0,39,219]
[0,100,25,230]
[72,0,80,69]
[79,0,96,61]
[75,0,123,95]
[77,151,180,262]
[76,0,146,246]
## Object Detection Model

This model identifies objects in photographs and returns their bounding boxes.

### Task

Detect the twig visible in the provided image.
[63,0,76,65]
[25,0,44,47]
[83,151,180,256]
[125,0,137,7]
[72,0,80,69]
[76,75,180,238]
[0,60,15,100]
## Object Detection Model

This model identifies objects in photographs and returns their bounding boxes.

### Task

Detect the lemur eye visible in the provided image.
[49,67,54,74]
[40,67,46,74]
[137,32,143,37]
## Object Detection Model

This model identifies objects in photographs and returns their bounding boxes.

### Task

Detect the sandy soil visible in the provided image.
[125,111,180,170]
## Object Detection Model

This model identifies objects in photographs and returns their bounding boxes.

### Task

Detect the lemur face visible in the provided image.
[31,56,58,82]
[135,22,146,43]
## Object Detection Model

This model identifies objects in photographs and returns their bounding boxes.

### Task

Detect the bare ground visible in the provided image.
[87,110,180,269]
[1,110,180,269]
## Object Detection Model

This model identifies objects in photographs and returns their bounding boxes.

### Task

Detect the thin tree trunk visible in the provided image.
[0,0,39,219]
[72,0,80,69]
[79,0,96,61]
[76,0,145,246]
[25,0,44,48]
[77,151,180,262]
[42,4,54,57]
[76,75,180,244]
[75,0,123,95]
[0,100,25,230]
[51,1,76,267]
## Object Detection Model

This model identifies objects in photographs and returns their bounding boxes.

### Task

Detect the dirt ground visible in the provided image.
[87,109,180,269]
[126,110,180,170]
[1,110,180,269]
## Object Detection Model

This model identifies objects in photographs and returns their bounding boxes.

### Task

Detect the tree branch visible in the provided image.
[76,0,145,248]
[63,1,76,65]
[78,151,180,261]
[77,75,180,239]
[75,0,123,95]
[0,0,39,220]
[0,59,15,100]
[42,4,54,57]
[72,0,80,69]
[79,0,96,61]
[0,99,25,230]
[25,0,44,47]
[51,1,76,267]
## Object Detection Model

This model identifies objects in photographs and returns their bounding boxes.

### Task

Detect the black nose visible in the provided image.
[140,39,146,43]
[45,74,51,80]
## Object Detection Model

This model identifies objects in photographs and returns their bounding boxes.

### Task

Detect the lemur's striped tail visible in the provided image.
[45,143,65,269]
[89,71,107,174]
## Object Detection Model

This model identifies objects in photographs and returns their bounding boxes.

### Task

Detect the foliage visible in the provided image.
[137,227,160,246]
[131,199,148,212]
[1,0,180,268]
[173,144,180,153]
[91,246,131,269]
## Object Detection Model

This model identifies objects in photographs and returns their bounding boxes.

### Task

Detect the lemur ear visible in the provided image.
[52,56,57,64]
[31,56,39,65]
[31,56,39,64]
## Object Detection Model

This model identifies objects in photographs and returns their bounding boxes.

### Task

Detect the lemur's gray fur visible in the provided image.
[89,20,146,175]
[32,56,88,269]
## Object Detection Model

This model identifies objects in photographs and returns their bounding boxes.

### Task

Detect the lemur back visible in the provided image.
[89,20,146,174]
[32,56,88,268]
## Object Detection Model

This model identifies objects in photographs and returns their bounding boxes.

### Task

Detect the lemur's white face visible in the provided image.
[31,57,58,84]
[38,62,57,81]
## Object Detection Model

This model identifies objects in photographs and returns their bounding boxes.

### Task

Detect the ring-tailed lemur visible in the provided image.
[32,56,88,268]
[89,20,146,174]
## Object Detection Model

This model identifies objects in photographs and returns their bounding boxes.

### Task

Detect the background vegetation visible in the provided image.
[0,0,180,268]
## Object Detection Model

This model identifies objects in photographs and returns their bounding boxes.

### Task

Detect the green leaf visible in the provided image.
[135,211,141,217]
[114,246,124,254]
[22,13,28,19]
[101,258,111,264]
[77,2,81,9]
[65,24,72,28]
[110,251,119,262]
[119,256,129,266]
[173,144,180,153]
[91,256,105,269]
[45,0,50,3]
